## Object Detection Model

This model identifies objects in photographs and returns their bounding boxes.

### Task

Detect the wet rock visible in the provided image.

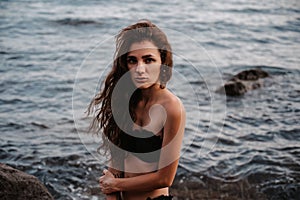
[216,68,269,96]
[231,68,269,81]
[170,174,267,200]
[0,163,54,200]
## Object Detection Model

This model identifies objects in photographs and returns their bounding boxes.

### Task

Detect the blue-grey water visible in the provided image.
[1,0,300,199]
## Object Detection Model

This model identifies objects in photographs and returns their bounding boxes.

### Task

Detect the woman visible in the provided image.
[88,20,185,200]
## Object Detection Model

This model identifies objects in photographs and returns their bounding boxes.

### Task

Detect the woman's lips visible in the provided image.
[135,77,148,83]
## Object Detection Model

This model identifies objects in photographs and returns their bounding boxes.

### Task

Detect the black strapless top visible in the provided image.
[120,129,163,163]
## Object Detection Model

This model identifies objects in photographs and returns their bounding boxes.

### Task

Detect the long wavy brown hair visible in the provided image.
[87,20,173,163]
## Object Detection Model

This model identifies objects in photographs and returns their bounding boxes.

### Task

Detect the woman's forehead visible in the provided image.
[128,41,159,52]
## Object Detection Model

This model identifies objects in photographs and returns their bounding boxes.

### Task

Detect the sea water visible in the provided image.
[1,0,299,199]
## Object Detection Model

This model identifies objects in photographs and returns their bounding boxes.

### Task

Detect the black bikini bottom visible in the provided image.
[146,195,173,200]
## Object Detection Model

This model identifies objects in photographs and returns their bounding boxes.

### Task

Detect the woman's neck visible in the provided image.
[140,84,162,104]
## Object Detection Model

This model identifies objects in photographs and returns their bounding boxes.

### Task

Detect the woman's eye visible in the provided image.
[145,58,155,64]
[127,58,137,64]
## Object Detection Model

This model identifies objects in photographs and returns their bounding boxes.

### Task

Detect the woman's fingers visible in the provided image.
[99,169,116,194]
[99,175,109,191]
[103,169,115,177]
[99,175,104,183]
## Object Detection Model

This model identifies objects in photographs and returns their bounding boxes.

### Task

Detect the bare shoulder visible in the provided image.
[160,89,185,117]
[159,89,186,140]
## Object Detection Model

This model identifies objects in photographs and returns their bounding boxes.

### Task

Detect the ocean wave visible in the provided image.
[52,18,103,27]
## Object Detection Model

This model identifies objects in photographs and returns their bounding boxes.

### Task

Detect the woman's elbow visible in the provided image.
[158,177,174,188]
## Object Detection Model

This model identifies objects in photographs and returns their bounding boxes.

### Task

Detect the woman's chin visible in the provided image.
[136,84,149,89]
[134,82,155,89]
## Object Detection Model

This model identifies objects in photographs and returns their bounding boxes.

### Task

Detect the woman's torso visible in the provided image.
[121,89,172,199]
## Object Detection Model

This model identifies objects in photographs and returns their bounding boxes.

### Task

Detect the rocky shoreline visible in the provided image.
[170,174,267,200]
[1,163,293,200]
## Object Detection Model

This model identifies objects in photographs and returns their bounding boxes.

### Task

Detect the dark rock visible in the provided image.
[170,174,267,200]
[216,68,269,96]
[0,163,54,200]
[220,80,248,96]
[230,68,269,81]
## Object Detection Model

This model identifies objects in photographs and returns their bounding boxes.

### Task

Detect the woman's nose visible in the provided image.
[136,62,145,74]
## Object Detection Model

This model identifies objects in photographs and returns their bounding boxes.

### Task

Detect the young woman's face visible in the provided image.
[127,40,162,89]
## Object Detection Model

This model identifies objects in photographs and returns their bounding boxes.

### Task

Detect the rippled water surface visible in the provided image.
[1,0,300,199]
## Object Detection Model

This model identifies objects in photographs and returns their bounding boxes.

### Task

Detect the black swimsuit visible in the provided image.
[120,129,163,163]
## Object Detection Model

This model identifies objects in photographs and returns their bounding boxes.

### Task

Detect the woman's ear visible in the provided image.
[159,64,171,89]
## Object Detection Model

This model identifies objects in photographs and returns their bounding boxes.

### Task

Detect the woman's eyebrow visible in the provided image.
[141,54,155,59]
[127,54,156,59]
[127,55,136,59]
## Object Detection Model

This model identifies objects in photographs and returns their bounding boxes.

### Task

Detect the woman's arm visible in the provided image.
[100,160,179,194]
[99,99,185,194]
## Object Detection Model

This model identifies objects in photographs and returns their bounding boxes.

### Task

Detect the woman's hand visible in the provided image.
[99,169,119,194]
